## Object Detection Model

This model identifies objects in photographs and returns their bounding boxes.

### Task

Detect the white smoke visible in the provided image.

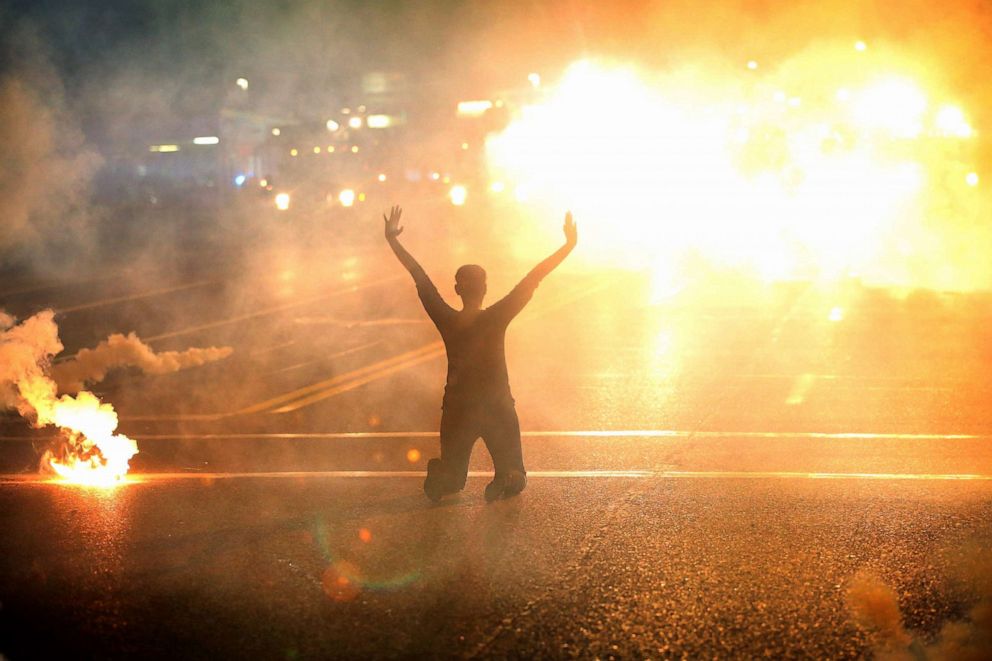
[52,332,233,394]
[846,560,992,660]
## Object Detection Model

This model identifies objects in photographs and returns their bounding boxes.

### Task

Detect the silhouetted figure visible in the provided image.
[384,205,577,501]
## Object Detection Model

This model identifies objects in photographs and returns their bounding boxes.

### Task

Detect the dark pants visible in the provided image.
[437,398,525,490]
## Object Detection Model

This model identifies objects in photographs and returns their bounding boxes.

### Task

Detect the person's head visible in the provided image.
[454,264,487,307]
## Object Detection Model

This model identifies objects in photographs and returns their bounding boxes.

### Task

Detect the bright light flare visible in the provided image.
[935,105,973,138]
[275,192,290,210]
[338,189,356,207]
[850,78,927,138]
[449,185,468,206]
[193,136,220,145]
[486,56,987,291]
[457,100,493,117]
[367,114,392,128]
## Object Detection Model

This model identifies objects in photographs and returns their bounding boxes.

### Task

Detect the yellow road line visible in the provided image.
[265,340,384,375]
[270,346,446,413]
[236,341,444,415]
[143,275,401,343]
[55,279,220,314]
[122,274,624,421]
[260,276,622,415]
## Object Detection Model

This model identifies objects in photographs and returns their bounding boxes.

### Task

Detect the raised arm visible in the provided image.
[490,212,577,322]
[384,205,431,286]
[384,205,453,324]
[518,211,578,291]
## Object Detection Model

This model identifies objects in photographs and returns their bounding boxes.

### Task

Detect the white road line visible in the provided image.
[1,430,990,442]
[2,470,990,484]
[55,279,220,314]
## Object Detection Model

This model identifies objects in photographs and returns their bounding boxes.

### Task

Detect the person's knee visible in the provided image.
[424,457,467,499]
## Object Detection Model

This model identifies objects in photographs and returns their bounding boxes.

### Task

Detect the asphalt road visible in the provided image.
[1,233,991,658]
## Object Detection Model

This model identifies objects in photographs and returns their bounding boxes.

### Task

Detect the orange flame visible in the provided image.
[26,377,139,487]
[1,311,138,487]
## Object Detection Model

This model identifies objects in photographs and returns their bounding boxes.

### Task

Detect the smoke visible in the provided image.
[0,310,64,417]
[1,309,235,481]
[845,571,913,655]
[0,309,136,482]
[0,21,102,267]
[52,332,233,394]
[846,555,992,660]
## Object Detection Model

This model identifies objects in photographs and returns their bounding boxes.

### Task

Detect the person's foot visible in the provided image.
[484,470,527,502]
[424,458,457,502]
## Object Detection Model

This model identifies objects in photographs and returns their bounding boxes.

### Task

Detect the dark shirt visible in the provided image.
[416,277,535,408]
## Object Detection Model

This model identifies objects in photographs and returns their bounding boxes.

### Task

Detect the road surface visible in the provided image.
[1,237,991,658]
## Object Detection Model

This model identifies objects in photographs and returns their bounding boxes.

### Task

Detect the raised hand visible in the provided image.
[563,211,577,247]
[383,205,404,239]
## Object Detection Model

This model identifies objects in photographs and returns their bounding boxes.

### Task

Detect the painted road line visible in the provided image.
[4,430,992,443]
[55,279,221,314]
[235,341,445,415]
[269,345,446,413]
[143,275,402,343]
[2,469,991,484]
[261,276,624,415]
[266,340,384,376]
[122,275,620,421]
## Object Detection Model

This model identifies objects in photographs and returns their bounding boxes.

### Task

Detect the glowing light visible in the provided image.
[234,174,246,187]
[350,145,359,153]
[259,178,268,187]
[358,528,372,543]
[366,114,391,128]
[528,72,541,88]
[271,127,281,136]
[835,88,851,102]
[149,144,179,153]
[449,185,468,206]
[338,189,356,207]
[348,116,363,129]
[490,181,505,193]
[275,192,290,210]
[290,148,298,156]
[461,142,469,150]
[327,146,335,153]
[406,449,421,463]
[236,77,248,90]
[457,100,493,117]
[358,192,366,202]
[377,173,387,182]
[935,105,973,138]
[966,172,979,187]
[193,136,220,145]
[829,306,844,322]
[313,146,321,154]
[430,171,440,181]
[485,58,956,289]
[850,77,927,138]
[855,40,867,52]
[747,60,758,70]
[326,119,340,131]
